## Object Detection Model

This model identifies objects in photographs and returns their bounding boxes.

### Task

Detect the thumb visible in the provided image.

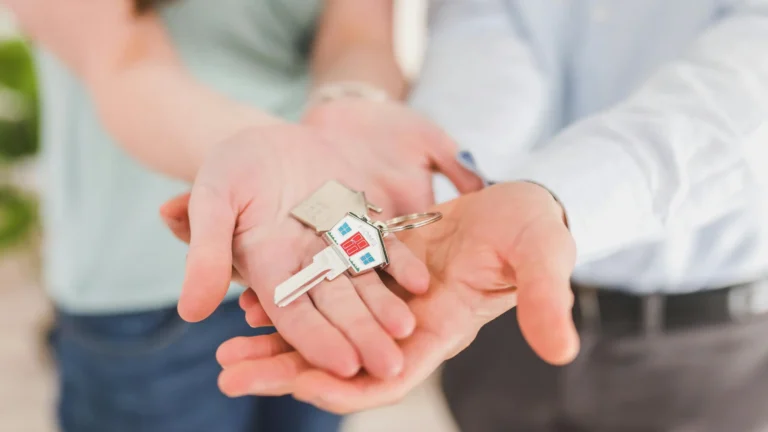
[177,184,237,322]
[509,216,579,365]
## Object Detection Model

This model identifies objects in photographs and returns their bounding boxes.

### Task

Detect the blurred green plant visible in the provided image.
[0,185,36,248]
[0,38,39,252]
[0,38,38,159]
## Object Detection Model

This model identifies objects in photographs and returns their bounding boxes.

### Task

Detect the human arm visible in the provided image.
[311,0,406,99]
[164,0,476,378]
[303,0,484,206]
[202,181,579,412]
[408,0,550,183]
[4,0,279,181]
[8,0,432,379]
[512,0,768,264]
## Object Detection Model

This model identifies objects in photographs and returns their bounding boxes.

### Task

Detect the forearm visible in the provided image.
[408,0,549,181]
[512,1,768,263]
[90,59,281,182]
[4,0,138,80]
[84,14,279,181]
[10,1,282,182]
[311,0,406,100]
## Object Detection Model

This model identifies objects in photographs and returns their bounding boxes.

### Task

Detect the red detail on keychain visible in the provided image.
[340,233,370,256]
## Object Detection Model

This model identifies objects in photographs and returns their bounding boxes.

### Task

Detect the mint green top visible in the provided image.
[36,0,321,314]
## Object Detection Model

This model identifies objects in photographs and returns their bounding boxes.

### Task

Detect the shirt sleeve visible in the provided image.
[409,0,549,185]
[512,0,768,264]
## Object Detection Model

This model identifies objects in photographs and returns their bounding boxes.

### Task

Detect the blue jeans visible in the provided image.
[51,300,342,432]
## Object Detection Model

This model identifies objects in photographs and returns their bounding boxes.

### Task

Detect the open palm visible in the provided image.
[177,124,440,379]
[303,99,482,210]
[211,182,581,413]
[170,122,484,380]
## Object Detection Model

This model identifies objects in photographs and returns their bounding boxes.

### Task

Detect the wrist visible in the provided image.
[307,81,391,110]
[493,181,569,229]
[301,93,402,132]
[521,180,569,228]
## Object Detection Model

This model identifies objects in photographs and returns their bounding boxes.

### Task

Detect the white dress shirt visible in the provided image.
[411,0,768,293]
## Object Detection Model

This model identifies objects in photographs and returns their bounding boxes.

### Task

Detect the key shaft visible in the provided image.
[273,247,350,307]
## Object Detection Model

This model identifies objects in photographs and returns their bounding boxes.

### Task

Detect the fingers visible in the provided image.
[217,333,291,368]
[428,130,485,194]
[163,216,192,244]
[245,232,415,378]
[219,288,468,412]
[239,289,272,328]
[509,217,579,365]
[160,191,249,285]
[239,288,259,308]
[381,236,430,295]
[292,327,448,414]
[219,351,308,397]
[350,272,415,339]
[244,234,364,379]
[177,185,237,322]
[309,277,405,379]
[268,293,363,378]
[159,192,191,224]
[160,192,192,244]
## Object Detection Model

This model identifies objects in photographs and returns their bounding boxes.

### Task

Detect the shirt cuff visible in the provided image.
[509,139,661,263]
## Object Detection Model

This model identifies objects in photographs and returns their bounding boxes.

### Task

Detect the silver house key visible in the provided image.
[274,213,389,307]
[290,180,382,233]
[274,210,444,307]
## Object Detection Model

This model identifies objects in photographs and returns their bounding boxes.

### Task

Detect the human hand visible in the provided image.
[170,124,430,378]
[303,98,484,209]
[165,97,483,307]
[167,123,443,380]
[217,182,579,412]
[161,192,245,287]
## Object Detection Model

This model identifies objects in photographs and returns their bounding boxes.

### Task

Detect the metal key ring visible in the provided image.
[381,212,443,234]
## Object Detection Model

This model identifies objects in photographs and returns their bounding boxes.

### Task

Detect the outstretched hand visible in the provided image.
[165,181,579,413]
[163,118,481,380]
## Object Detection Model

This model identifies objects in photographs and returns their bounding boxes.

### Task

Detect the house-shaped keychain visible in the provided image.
[291,180,380,233]
[324,213,389,274]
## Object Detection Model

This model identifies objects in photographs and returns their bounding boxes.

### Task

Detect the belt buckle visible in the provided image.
[727,280,768,321]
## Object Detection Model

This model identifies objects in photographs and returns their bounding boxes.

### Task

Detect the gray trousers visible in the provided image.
[442,303,768,432]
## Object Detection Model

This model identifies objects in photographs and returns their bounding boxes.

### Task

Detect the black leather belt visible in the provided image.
[571,279,768,336]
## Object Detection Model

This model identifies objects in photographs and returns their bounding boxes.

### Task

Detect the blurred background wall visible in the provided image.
[0,2,461,432]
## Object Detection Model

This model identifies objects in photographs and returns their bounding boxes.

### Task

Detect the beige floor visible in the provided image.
[0,253,458,432]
